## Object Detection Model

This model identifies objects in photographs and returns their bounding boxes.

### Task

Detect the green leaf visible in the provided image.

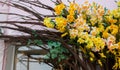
[61,9,69,17]
[44,53,50,59]
[47,41,61,48]
[58,55,67,62]
[50,49,59,54]
[74,10,78,19]
[60,55,67,60]
[34,40,43,46]
[32,30,38,37]
[45,40,69,62]
[27,39,32,45]
[51,54,57,59]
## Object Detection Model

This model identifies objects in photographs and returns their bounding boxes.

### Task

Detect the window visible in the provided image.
[15,46,52,70]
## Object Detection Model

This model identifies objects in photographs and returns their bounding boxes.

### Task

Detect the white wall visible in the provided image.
[0,0,10,70]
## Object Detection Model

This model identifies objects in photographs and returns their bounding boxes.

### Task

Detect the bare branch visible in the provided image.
[0,21,44,26]
[18,49,48,55]
[12,3,44,20]
[0,26,32,34]
[0,12,39,21]
[20,0,54,12]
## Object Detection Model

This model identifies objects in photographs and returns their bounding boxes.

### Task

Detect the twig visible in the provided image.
[12,3,44,21]
[20,0,54,12]
[0,21,44,26]
[0,12,39,20]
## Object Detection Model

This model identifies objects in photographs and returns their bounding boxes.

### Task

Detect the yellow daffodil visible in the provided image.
[81,1,90,11]
[69,9,75,15]
[117,42,120,49]
[98,60,102,66]
[67,14,75,22]
[58,26,66,32]
[110,44,119,50]
[86,40,94,49]
[90,57,94,61]
[109,24,118,35]
[105,15,117,24]
[111,9,120,18]
[80,32,89,40]
[99,53,106,58]
[90,16,97,26]
[113,62,119,69]
[91,27,99,36]
[117,0,120,6]
[80,47,86,54]
[113,57,120,69]
[54,3,65,15]
[102,31,109,38]
[77,38,85,44]
[98,24,104,32]
[55,17,67,32]
[74,16,86,27]
[69,29,78,39]
[97,6,104,16]
[43,17,55,28]
[89,52,95,58]
[92,37,105,51]
[61,32,68,37]
[68,3,77,15]
[55,17,67,26]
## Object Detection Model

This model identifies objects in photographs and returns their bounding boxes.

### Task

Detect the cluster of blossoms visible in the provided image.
[44,0,120,69]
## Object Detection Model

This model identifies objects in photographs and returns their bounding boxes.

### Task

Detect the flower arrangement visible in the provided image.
[0,0,120,70]
[44,0,120,69]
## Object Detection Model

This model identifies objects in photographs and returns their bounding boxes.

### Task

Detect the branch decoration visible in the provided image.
[0,0,120,70]
[43,0,120,69]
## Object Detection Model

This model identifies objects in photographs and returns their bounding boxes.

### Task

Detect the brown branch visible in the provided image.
[27,55,43,61]
[28,55,54,67]
[0,26,33,35]
[18,49,48,55]
[0,12,39,21]
[0,1,14,7]
[0,1,55,17]
[0,35,32,46]
[0,1,56,22]
[60,41,88,70]
[67,0,71,3]
[11,3,44,21]
[0,1,44,21]
[20,0,54,12]
[12,24,61,38]
[0,35,33,42]
[56,0,62,4]
[0,21,44,26]
[33,0,55,11]
[50,0,57,4]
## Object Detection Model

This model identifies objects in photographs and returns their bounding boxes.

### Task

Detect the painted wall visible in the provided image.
[0,0,10,70]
